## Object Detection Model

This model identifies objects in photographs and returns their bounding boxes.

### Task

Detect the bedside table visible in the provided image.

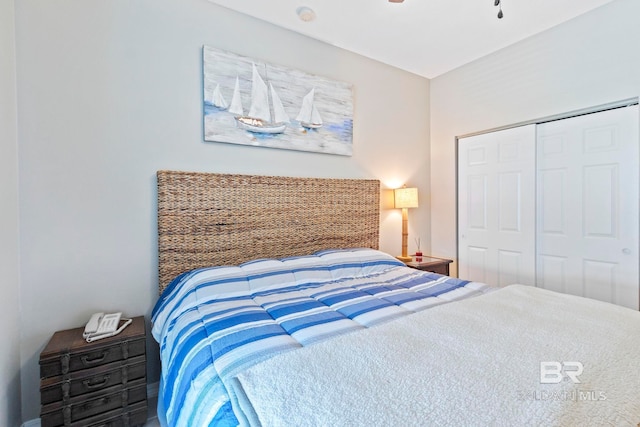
[39,316,148,427]
[405,256,453,275]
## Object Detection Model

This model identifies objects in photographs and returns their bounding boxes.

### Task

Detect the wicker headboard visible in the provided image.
[157,171,380,293]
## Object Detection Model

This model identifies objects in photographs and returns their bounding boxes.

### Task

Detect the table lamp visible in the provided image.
[394,186,419,262]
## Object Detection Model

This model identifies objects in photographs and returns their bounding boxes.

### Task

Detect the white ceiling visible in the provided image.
[207,0,615,78]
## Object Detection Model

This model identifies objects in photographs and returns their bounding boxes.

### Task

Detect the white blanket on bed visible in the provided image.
[232,285,640,426]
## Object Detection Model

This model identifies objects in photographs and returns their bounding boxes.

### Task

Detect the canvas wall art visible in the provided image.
[203,46,354,156]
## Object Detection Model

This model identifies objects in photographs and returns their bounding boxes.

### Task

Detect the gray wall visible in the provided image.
[430,0,640,275]
[0,0,22,424]
[14,0,430,421]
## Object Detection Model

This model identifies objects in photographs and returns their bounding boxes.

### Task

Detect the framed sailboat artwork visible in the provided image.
[202,46,354,156]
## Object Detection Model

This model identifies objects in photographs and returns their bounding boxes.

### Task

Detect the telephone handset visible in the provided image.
[83,312,132,342]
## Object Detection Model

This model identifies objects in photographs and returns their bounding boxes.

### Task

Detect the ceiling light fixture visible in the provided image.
[494,0,504,19]
[296,6,316,22]
[388,0,405,3]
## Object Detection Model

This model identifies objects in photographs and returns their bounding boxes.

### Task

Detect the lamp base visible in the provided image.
[396,255,413,263]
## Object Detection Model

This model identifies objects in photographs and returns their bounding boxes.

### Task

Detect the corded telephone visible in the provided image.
[83,312,132,342]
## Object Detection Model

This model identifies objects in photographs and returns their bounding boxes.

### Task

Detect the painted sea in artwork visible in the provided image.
[203,46,354,156]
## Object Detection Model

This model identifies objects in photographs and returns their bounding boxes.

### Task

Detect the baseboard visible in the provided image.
[21,381,160,427]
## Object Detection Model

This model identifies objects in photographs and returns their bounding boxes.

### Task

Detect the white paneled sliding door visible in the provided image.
[458,105,639,310]
[458,125,537,287]
[537,106,639,310]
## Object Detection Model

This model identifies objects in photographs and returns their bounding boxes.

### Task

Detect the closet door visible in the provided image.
[537,106,639,310]
[458,125,536,287]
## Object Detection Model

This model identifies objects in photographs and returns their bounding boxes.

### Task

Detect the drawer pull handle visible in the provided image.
[83,374,110,389]
[81,350,109,365]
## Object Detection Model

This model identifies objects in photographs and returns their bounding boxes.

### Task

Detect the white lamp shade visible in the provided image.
[394,187,419,209]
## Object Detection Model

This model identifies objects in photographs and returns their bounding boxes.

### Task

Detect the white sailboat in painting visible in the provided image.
[228,77,243,116]
[235,64,289,134]
[296,88,323,129]
[207,83,228,109]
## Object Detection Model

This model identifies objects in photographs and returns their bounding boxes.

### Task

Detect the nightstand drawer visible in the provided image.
[427,263,450,275]
[40,336,145,378]
[40,378,146,427]
[68,400,147,427]
[40,355,146,405]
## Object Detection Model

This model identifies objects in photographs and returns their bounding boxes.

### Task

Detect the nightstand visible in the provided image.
[39,316,148,427]
[405,256,453,275]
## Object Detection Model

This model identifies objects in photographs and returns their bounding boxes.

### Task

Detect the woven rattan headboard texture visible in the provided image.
[157,171,380,293]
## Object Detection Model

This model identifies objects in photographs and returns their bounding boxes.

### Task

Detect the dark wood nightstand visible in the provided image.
[39,316,148,427]
[405,256,453,276]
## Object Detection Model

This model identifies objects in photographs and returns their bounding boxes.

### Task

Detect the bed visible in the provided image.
[152,171,640,427]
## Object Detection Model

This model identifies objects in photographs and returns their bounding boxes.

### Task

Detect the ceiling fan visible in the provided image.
[388,0,504,19]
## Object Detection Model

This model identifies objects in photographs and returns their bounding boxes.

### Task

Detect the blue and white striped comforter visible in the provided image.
[151,248,492,427]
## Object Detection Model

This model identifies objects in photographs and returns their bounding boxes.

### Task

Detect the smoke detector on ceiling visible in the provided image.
[296,6,316,22]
